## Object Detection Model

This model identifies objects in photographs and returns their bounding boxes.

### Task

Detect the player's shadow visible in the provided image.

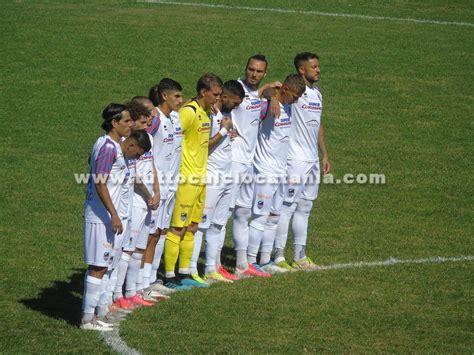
[20,268,84,326]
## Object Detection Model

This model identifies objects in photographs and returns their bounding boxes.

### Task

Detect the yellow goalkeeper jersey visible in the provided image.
[178,100,211,185]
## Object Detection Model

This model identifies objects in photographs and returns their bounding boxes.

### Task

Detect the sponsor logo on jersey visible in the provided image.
[246,99,264,111]
[163,133,174,143]
[301,102,322,111]
[198,122,211,132]
[275,117,291,127]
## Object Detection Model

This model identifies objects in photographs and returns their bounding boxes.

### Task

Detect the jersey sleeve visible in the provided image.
[95,142,117,174]
[179,106,196,133]
[259,101,269,120]
[147,115,161,137]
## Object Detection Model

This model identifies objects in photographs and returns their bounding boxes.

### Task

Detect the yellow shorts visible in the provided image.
[170,183,206,228]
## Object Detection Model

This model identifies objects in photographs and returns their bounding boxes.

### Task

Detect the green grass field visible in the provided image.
[1,0,473,353]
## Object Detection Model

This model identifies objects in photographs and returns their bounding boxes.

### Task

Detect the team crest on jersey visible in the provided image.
[181,212,187,221]
[202,214,207,222]
[103,252,110,261]
[288,188,295,197]
[257,201,264,209]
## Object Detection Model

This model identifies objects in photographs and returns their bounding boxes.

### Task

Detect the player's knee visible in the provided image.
[296,199,313,214]
[249,214,267,230]
[234,206,251,223]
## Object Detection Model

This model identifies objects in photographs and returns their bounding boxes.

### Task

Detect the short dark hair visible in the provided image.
[131,96,151,106]
[126,100,150,121]
[284,74,306,97]
[246,54,268,70]
[101,103,127,132]
[149,78,182,106]
[223,80,245,99]
[196,73,223,94]
[293,52,319,71]
[129,129,151,152]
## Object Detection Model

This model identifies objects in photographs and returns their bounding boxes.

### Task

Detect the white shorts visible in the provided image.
[123,206,151,252]
[150,192,176,233]
[252,174,285,216]
[284,160,320,203]
[230,162,255,209]
[83,221,114,268]
[200,179,233,229]
[110,218,130,270]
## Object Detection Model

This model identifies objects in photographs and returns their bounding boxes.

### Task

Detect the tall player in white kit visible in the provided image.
[274,52,331,271]
[188,80,245,283]
[145,79,185,291]
[81,104,151,331]
[246,74,305,274]
[230,54,282,277]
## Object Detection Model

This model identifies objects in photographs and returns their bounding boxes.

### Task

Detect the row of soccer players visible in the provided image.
[80,52,330,330]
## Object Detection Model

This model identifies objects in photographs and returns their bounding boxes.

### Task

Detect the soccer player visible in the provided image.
[81,104,151,331]
[246,74,305,274]
[188,80,245,283]
[163,73,223,289]
[230,54,281,277]
[111,100,161,310]
[140,80,185,293]
[274,52,331,270]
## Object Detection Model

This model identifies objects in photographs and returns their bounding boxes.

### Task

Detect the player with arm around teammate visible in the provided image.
[274,52,331,271]
[245,74,306,275]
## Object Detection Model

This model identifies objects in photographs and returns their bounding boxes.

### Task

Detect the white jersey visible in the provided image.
[207,110,232,176]
[288,85,323,162]
[84,135,127,223]
[133,132,154,209]
[148,108,174,199]
[254,103,292,176]
[118,158,136,220]
[231,79,266,165]
[169,110,182,192]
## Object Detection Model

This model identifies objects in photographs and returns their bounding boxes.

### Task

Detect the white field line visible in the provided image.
[320,255,474,270]
[102,326,140,355]
[139,0,474,28]
[101,255,473,354]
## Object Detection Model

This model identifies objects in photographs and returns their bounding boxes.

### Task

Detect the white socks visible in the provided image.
[143,263,152,289]
[292,199,313,260]
[204,224,222,274]
[248,214,267,264]
[151,236,165,280]
[81,273,103,322]
[233,206,251,268]
[125,252,143,298]
[113,253,130,301]
[190,230,204,275]
[260,215,279,265]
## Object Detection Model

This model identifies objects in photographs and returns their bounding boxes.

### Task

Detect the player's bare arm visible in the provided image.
[208,117,232,149]
[95,177,123,234]
[318,124,330,175]
[260,83,282,119]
